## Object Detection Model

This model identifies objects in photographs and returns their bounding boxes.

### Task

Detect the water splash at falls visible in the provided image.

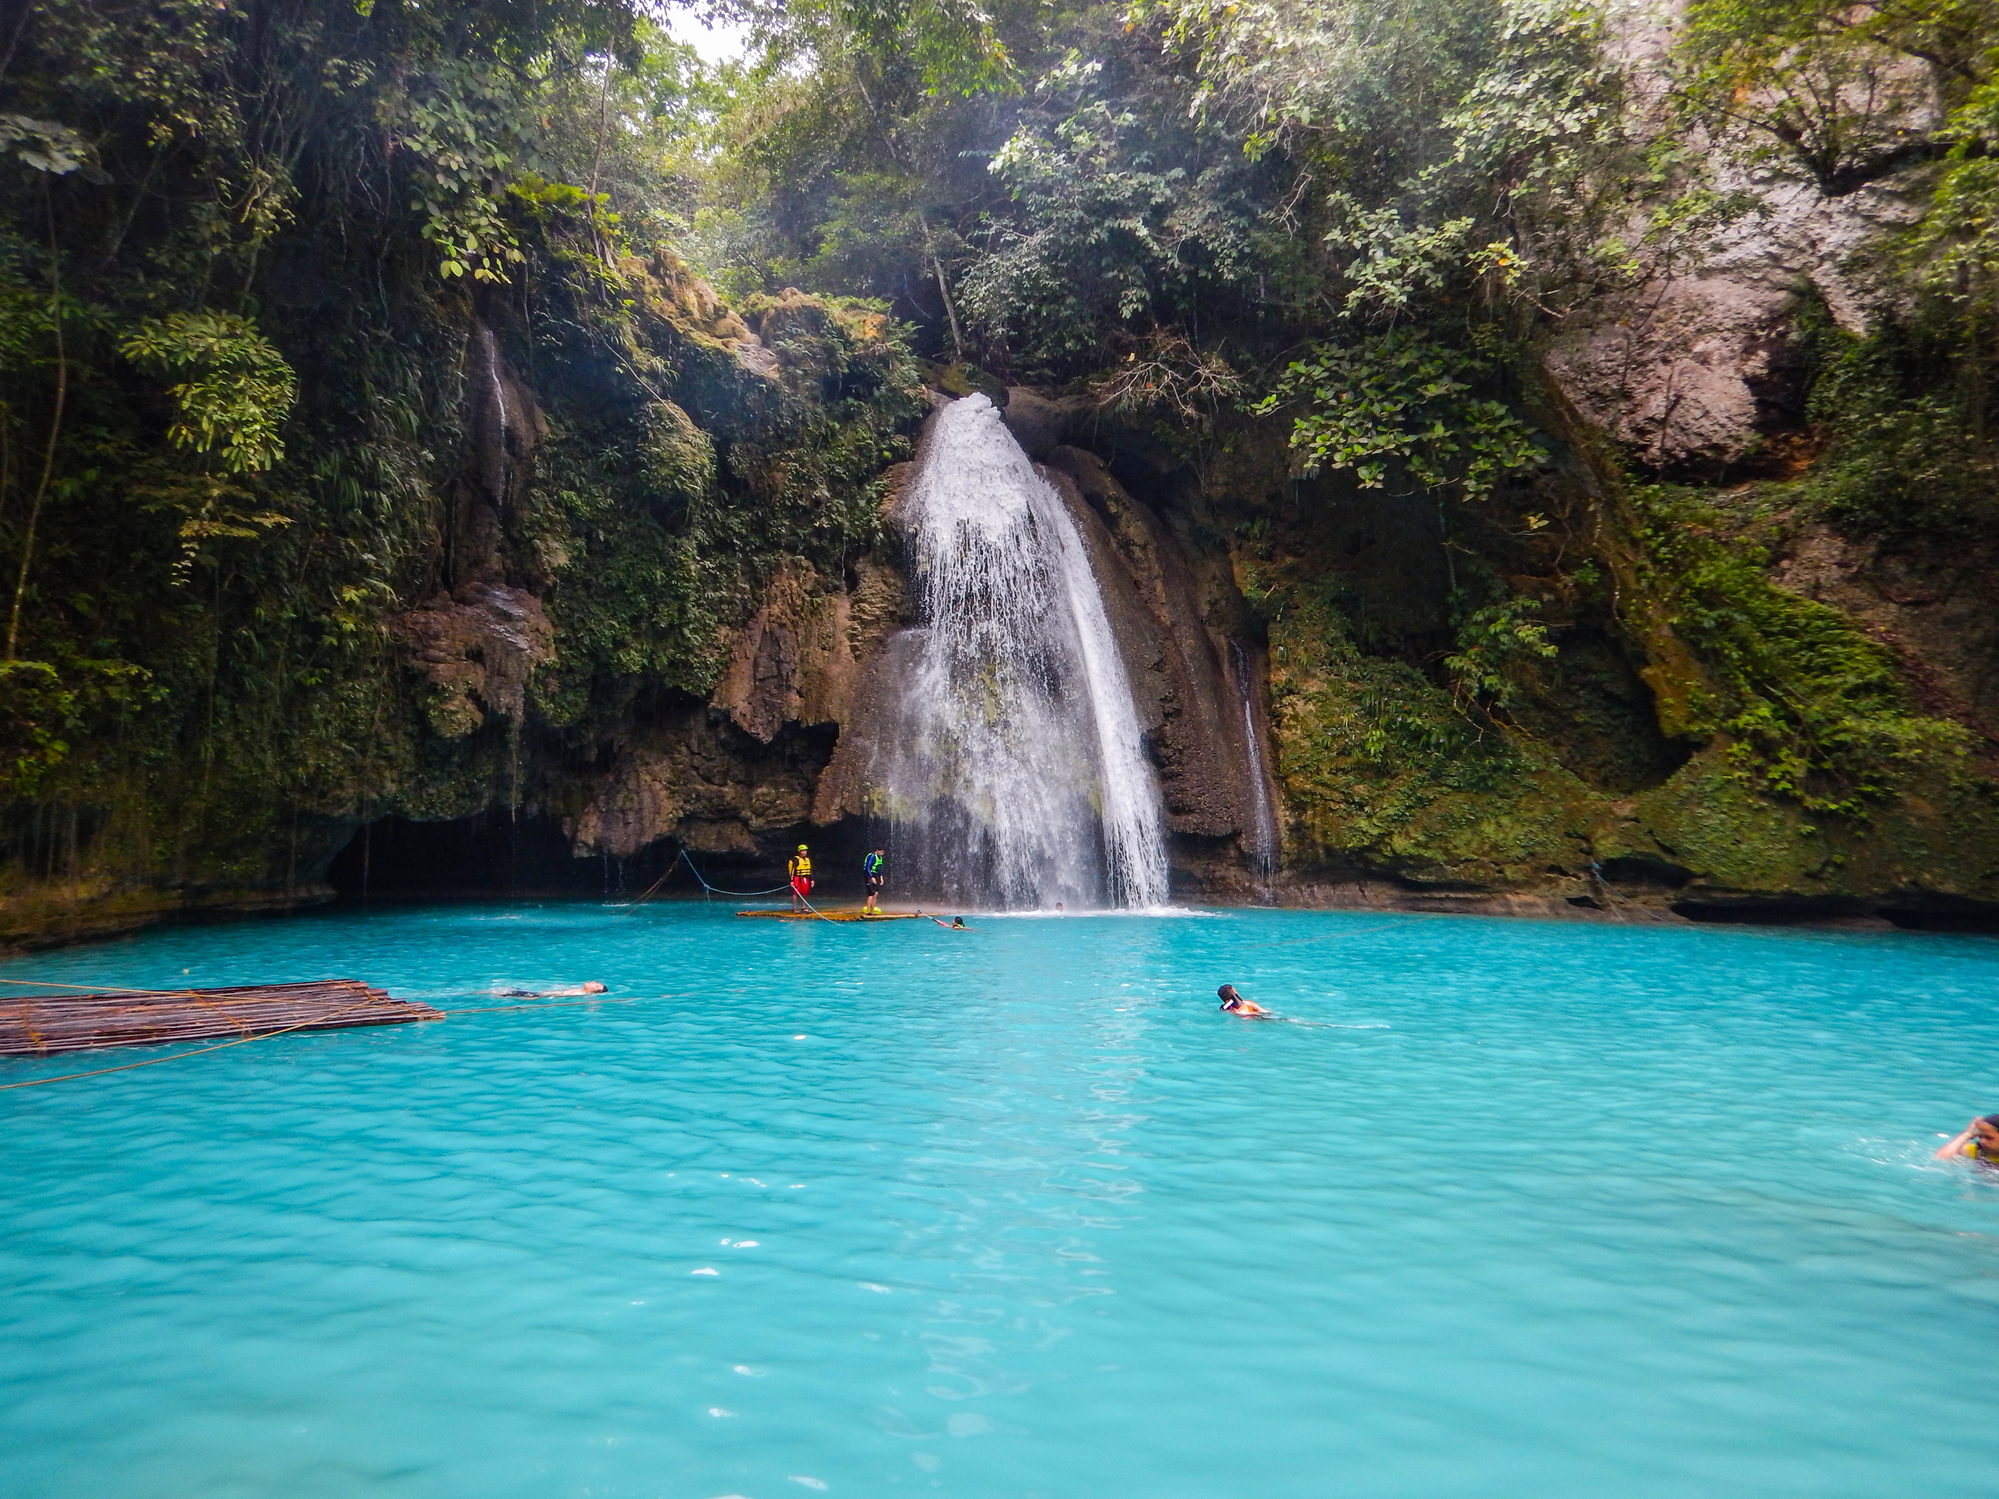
[875,395,1168,909]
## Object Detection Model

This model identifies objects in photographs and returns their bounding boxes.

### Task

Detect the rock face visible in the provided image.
[998,386,1082,459]
[710,559,906,745]
[1766,526,1999,771]
[564,557,908,862]
[1040,447,1269,852]
[1541,172,1926,475]
[459,320,548,584]
[1545,8,1934,475]
[1544,275,1811,475]
[395,583,556,739]
[566,709,835,862]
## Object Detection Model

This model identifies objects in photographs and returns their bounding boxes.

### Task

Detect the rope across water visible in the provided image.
[616,848,794,914]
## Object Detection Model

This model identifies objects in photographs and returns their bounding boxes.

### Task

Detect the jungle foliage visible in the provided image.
[0,0,911,868]
[4,0,1999,907]
[677,0,1996,816]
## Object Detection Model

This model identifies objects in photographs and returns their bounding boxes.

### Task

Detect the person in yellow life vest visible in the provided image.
[1935,1112,1999,1162]
[788,845,813,911]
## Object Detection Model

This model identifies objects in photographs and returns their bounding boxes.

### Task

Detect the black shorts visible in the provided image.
[867,876,885,891]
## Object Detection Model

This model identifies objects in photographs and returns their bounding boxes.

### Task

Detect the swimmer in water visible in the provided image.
[1218,983,1271,1017]
[499,980,608,998]
[1935,1112,1999,1162]
[929,915,968,929]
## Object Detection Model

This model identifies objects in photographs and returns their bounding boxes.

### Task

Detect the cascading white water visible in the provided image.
[875,395,1168,909]
[1228,638,1281,877]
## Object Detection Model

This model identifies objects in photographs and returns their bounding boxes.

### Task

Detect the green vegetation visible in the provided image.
[0,0,914,911]
[1266,583,1593,886]
[1794,312,1999,542]
[1627,485,1968,815]
[2,0,1997,921]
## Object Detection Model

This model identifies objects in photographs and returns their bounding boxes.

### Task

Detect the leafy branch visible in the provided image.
[120,312,297,474]
[1257,329,1542,501]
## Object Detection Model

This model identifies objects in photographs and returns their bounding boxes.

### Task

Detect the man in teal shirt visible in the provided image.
[863,848,886,915]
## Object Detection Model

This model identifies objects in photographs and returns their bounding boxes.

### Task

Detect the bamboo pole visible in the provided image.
[0,979,440,1057]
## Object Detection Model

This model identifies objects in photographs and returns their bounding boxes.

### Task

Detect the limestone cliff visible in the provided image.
[6,253,1997,944]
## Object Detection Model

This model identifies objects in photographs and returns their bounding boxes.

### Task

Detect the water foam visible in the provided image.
[877,395,1167,909]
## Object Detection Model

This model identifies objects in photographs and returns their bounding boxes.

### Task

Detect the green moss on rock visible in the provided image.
[1270,587,1601,885]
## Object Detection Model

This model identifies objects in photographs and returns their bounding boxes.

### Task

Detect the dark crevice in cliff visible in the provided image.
[326,813,675,901]
[1672,893,1999,932]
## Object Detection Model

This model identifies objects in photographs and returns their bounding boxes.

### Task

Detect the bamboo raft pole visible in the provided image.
[0,980,443,1058]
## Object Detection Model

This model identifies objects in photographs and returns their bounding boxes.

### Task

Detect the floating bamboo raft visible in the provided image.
[0,980,443,1058]
[735,909,927,922]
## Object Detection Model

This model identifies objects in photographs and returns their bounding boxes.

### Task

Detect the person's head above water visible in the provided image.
[582,981,607,994]
[1937,1111,1999,1160]
[952,916,965,928]
[1216,983,1269,1015]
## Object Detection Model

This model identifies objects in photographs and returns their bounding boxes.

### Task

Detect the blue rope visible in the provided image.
[673,849,794,899]
[615,849,793,914]
[672,849,845,926]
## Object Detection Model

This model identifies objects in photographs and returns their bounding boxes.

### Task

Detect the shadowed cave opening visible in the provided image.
[325,812,904,907]
[326,813,678,900]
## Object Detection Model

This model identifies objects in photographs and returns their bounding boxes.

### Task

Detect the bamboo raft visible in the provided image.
[0,980,443,1058]
[735,909,927,922]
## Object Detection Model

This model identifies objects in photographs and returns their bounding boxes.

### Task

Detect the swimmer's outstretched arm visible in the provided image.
[1936,1119,1982,1159]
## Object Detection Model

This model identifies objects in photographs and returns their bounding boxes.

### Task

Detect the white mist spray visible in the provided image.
[879,395,1168,909]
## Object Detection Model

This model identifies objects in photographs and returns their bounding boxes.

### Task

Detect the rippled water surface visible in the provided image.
[4,901,1998,1498]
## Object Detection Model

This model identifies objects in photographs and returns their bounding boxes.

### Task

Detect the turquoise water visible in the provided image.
[3,902,1998,1498]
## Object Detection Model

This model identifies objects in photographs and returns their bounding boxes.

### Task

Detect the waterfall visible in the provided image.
[477,323,513,450]
[1228,638,1280,877]
[875,395,1168,909]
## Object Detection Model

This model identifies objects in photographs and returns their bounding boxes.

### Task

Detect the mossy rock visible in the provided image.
[917,360,1009,406]
[638,400,717,504]
[1629,750,1835,892]
[1269,592,1608,885]
[1370,764,1601,885]
[1840,772,1999,900]
[624,249,755,349]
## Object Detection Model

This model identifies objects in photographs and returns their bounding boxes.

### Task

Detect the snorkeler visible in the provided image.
[1935,1113,1999,1162]
[1217,983,1271,1017]
[863,847,886,914]
[788,844,814,911]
